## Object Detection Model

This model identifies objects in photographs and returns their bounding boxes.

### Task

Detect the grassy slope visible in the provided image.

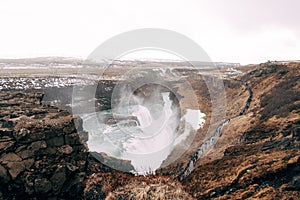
[182,62,300,199]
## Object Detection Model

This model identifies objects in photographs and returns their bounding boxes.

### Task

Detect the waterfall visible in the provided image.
[83,87,206,175]
[132,105,153,128]
[121,92,177,174]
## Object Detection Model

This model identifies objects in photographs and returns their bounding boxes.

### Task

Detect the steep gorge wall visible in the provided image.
[182,62,300,199]
[0,92,88,199]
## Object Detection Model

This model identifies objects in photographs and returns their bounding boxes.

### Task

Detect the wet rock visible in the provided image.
[24,172,36,195]
[50,166,67,194]
[65,133,82,145]
[292,127,300,140]
[34,178,52,194]
[63,124,76,134]
[78,131,89,143]
[73,116,83,132]
[291,176,300,189]
[46,136,65,147]
[90,152,134,173]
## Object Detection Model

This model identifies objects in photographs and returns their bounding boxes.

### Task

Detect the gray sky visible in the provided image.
[0,0,299,64]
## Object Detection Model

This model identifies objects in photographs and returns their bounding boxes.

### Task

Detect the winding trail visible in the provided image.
[178,78,253,181]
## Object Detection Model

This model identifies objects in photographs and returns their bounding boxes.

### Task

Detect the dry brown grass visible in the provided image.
[84,173,194,200]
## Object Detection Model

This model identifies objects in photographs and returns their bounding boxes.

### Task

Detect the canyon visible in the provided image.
[0,59,299,199]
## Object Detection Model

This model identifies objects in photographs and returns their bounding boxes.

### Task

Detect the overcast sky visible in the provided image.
[0,0,299,64]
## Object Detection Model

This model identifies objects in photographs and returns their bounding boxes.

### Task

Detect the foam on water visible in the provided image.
[83,91,205,175]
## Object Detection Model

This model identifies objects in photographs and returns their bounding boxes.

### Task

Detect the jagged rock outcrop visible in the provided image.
[0,92,88,199]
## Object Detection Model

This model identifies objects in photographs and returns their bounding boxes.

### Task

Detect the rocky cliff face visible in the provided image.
[182,62,300,199]
[83,62,300,199]
[0,91,192,200]
[0,92,88,199]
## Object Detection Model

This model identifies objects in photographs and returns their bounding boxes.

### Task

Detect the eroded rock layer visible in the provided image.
[0,92,88,199]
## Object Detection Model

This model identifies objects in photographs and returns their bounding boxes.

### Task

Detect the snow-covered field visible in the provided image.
[0,77,96,90]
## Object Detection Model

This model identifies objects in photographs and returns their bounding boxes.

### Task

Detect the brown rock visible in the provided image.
[58,145,73,155]
[0,91,91,199]
[23,159,34,170]
[7,161,25,179]
[0,139,15,152]
[28,140,47,152]
[0,152,22,164]
[17,149,34,159]
[13,125,46,143]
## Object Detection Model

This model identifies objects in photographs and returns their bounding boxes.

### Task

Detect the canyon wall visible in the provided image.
[0,92,88,199]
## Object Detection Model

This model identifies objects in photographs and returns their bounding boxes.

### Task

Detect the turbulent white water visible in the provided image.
[83,90,205,175]
[132,105,152,128]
